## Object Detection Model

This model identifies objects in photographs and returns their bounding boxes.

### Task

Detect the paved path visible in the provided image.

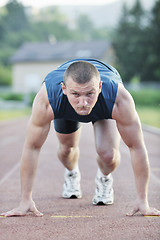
[0,118,160,240]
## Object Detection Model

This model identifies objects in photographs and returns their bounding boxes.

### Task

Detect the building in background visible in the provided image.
[10,40,115,93]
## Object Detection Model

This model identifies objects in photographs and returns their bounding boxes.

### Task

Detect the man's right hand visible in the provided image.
[0,199,43,217]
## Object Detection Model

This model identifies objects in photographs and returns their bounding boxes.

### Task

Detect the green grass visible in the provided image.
[0,108,31,122]
[136,106,160,128]
[128,88,160,128]
[129,89,160,106]
[0,106,159,128]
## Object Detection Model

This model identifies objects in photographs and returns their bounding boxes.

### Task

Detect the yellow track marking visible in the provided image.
[144,216,160,217]
[51,215,93,218]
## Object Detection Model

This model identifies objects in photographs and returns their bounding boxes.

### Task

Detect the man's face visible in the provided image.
[61,77,102,116]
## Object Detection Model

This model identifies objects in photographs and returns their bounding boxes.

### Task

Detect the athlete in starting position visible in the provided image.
[1,59,160,217]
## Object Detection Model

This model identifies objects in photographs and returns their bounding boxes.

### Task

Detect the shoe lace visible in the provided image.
[99,176,112,197]
[67,172,79,190]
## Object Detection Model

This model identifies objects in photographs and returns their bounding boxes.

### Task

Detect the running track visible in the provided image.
[0,118,160,240]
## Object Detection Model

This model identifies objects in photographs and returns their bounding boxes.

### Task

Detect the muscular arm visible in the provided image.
[1,83,54,217]
[21,85,53,201]
[112,84,160,216]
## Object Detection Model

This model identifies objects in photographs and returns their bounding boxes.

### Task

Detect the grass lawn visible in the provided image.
[0,108,31,122]
[136,106,160,128]
[0,106,159,128]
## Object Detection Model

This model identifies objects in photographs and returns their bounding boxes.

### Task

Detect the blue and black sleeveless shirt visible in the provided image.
[44,58,122,123]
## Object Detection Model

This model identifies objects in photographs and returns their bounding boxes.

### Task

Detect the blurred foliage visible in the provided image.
[0,90,159,127]
[0,0,111,65]
[113,0,160,82]
[0,108,31,121]
[129,89,160,106]
[0,65,11,85]
[1,88,159,108]
[0,0,160,85]
[136,106,160,128]
[0,92,36,106]
[0,0,111,86]
[0,92,24,101]
[29,92,36,106]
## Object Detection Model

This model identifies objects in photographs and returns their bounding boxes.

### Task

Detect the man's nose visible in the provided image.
[79,97,88,106]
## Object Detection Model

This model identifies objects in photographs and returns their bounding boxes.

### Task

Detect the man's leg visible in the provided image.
[56,128,81,171]
[93,119,121,175]
[55,119,82,198]
[92,119,121,205]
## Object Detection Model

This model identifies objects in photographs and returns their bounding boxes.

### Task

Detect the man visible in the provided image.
[1,59,160,217]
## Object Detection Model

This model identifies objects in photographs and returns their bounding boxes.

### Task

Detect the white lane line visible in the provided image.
[150,171,160,184]
[0,139,159,187]
[142,124,160,135]
[0,161,20,186]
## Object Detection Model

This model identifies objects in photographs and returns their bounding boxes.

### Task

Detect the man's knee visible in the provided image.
[58,144,78,158]
[97,148,120,166]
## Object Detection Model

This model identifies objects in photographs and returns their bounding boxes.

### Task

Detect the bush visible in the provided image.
[0,65,12,86]
[29,92,36,105]
[0,92,23,101]
[129,89,160,107]
[0,92,36,105]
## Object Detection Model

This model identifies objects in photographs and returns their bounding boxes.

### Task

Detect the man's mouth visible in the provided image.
[76,106,91,115]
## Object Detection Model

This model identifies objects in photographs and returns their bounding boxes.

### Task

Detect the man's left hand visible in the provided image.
[126,199,160,216]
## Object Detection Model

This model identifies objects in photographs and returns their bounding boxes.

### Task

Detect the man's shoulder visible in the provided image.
[44,69,64,81]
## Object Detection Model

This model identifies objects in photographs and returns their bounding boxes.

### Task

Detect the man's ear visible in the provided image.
[61,82,67,95]
[99,81,102,93]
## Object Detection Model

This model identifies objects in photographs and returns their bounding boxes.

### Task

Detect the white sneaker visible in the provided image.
[62,169,82,199]
[92,172,114,205]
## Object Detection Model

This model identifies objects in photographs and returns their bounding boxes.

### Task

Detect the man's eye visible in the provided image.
[87,92,93,96]
[72,93,79,96]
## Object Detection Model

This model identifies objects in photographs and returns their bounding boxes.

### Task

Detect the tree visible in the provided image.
[0,0,31,66]
[75,14,94,41]
[3,0,29,35]
[143,0,160,82]
[113,0,149,82]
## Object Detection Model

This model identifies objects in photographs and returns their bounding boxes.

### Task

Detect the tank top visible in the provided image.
[44,58,122,123]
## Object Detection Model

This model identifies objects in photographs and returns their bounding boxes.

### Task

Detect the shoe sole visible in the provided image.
[92,200,113,205]
[62,194,82,199]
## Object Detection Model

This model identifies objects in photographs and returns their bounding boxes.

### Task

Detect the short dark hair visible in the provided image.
[64,61,100,84]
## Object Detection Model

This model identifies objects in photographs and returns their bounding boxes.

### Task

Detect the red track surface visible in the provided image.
[0,118,160,240]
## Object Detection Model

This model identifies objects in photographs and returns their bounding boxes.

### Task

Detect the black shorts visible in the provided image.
[54,119,81,134]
